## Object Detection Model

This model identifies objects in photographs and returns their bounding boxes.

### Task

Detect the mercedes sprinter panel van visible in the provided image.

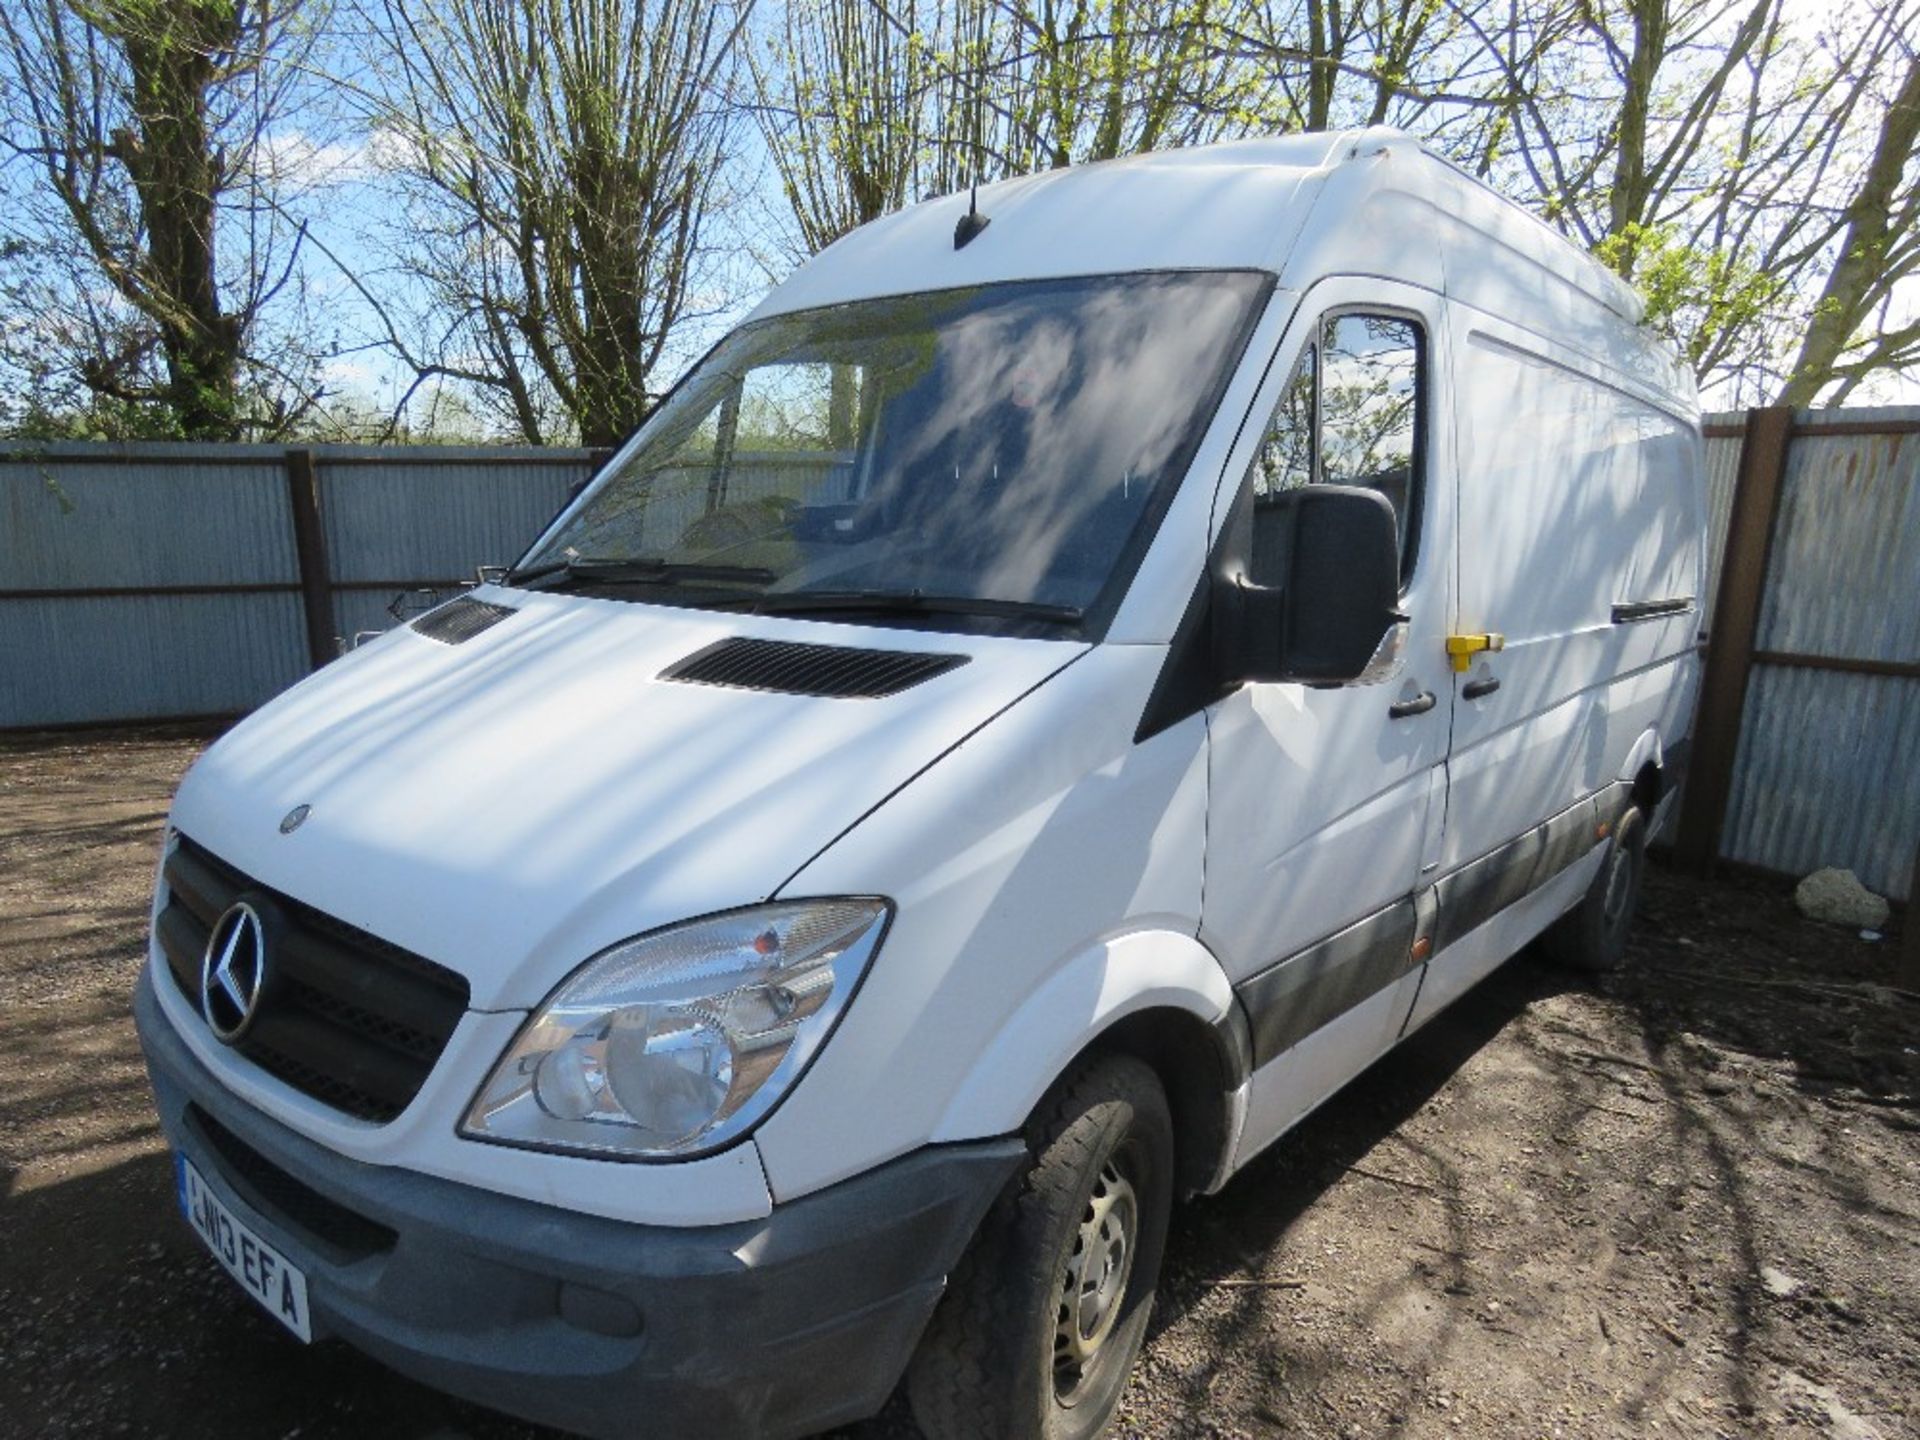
[136,127,1705,1440]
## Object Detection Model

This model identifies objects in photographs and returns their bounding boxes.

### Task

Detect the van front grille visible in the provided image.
[156,837,469,1123]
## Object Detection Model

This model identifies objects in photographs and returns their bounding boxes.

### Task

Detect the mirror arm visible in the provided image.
[1213,573,1288,684]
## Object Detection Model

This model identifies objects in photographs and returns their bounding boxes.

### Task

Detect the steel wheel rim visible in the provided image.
[1053,1155,1139,1407]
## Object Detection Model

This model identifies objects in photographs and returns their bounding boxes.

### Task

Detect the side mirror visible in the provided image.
[1221,485,1406,686]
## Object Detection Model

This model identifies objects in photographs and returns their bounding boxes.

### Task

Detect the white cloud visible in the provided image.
[252,130,421,188]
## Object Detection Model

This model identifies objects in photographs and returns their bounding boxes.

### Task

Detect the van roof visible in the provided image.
[749,128,1672,396]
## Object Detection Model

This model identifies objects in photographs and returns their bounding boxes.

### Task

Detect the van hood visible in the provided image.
[169,588,1082,1010]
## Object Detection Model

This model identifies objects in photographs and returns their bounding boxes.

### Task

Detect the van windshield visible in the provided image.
[514,271,1270,631]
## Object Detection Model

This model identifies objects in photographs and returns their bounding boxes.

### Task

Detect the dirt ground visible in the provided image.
[1,726,1915,1440]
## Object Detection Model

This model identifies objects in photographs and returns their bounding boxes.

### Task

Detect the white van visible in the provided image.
[136,128,1703,1440]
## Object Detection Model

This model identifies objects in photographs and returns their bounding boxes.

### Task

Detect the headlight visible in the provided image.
[461,899,889,1159]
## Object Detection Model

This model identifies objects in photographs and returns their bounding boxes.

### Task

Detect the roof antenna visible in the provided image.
[954,181,989,249]
[953,73,990,249]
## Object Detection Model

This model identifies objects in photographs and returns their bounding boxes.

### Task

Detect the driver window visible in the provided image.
[1322,314,1422,572]
[1246,311,1425,587]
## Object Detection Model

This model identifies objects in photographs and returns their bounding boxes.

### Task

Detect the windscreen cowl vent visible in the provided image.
[411,596,518,645]
[661,637,969,699]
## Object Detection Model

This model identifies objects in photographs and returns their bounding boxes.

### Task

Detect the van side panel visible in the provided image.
[1623,408,1709,623]
[1413,300,1700,1017]
[1439,308,1701,878]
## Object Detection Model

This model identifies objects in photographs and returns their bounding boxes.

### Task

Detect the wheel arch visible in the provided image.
[928,929,1248,1198]
[1618,726,1670,818]
[1080,1003,1250,1198]
[933,929,1259,1198]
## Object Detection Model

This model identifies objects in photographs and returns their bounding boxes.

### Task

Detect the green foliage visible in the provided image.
[2,391,192,442]
[1594,222,1785,369]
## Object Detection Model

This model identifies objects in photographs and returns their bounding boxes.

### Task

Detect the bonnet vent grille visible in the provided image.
[412,596,518,645]
[662,637,968,698]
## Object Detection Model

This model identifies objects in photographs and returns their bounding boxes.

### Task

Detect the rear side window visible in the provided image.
[1248,311,1426,585]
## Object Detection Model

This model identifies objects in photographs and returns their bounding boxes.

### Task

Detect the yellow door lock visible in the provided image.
[1446,633,1505,672]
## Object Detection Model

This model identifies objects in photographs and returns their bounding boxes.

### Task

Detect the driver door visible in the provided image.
[1200,278,1456,1166]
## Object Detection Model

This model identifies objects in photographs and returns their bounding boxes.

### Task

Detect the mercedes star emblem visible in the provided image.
[201,902,268,1042]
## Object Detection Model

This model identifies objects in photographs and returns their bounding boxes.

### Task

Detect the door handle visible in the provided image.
[1463,676,1501,700]
[1388,690,1437,719]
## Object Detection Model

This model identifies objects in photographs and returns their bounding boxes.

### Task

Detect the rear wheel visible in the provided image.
[1542,804,1648,973]
[908,1053,1173,1440]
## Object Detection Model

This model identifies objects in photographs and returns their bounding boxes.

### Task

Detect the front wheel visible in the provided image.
[907,1053,1173,1440]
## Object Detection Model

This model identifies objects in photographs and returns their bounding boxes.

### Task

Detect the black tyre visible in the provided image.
[907,1053,1173,1440]
[1542,803,1648,972]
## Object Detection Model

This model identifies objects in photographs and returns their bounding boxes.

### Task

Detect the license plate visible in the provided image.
[177,1154,312,1342]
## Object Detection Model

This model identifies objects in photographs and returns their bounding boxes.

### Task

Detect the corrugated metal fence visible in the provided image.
[2,416,1915,897]
[1683,407,1919,902]
[0,443,591,730]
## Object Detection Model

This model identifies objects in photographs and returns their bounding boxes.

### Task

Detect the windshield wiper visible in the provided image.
[745,590,1084,627]
[504,556,776,589]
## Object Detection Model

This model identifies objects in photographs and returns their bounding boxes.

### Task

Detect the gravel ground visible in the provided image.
[2,726,1916,1440]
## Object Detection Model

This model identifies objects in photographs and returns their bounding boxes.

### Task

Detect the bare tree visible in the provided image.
[973,0,1257,172]
[752,0,941,255]
[600,0,1920,406]
[1779,40,1920,404]
[755,0,1288,253]
[0,0,332,438]
[363,0,754,445]
[1213,0,1530,152]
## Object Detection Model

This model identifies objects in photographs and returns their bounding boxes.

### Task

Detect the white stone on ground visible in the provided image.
[1793,868,1890,930]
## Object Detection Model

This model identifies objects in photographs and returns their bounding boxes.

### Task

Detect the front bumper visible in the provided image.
[135,969,1023,1440]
